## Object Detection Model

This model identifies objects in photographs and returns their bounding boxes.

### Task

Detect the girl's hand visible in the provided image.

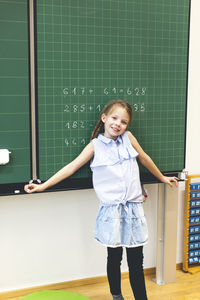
[24,183,45,193]
[161,176,179,187]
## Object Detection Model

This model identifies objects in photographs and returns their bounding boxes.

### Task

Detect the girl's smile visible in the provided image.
[101,106,130,140]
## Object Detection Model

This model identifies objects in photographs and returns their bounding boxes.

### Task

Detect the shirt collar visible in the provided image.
[97,133,122,144]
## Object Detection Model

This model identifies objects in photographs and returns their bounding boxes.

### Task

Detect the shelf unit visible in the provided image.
[183,174,200,273]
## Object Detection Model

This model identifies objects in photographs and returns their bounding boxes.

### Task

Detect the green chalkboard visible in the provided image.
[0,0,31,187]
[0,0,190,195]
[36,0,190,186]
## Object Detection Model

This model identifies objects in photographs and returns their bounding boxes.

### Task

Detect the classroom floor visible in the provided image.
[7,270,200,300]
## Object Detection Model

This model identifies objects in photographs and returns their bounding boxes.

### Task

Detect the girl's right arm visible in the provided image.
[24,141,94,193]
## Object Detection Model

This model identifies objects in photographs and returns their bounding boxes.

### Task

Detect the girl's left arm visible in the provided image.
[127,131,178,187]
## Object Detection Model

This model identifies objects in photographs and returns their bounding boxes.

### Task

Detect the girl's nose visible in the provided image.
[115,120,121,126]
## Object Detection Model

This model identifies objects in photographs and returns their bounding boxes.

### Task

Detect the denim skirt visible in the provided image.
[94,202,148,248]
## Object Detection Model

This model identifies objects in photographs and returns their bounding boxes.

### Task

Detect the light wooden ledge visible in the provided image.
[0,264,182,300]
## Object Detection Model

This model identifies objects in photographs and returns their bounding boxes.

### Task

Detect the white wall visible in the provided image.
[1,0,200,292]
[0,189,103,290]
[185,0,200,174]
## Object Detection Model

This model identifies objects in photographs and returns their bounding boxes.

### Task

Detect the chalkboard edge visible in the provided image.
[0,170,182,196]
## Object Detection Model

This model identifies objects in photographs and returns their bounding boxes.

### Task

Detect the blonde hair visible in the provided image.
[90,99,133,140]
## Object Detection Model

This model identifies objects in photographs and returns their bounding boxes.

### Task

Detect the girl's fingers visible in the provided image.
[24,184,37,193]
[168,177,179,187]
[163,176,179,187]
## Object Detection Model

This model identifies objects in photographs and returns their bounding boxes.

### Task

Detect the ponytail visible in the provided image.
[90,118,104,140]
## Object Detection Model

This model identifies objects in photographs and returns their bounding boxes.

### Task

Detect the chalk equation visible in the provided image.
[64,103,146,113]
[64,138,87,147]
[65,120,95,129]
[63,87,147,97]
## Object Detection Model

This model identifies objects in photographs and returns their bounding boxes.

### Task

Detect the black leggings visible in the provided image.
[107,246,148,300]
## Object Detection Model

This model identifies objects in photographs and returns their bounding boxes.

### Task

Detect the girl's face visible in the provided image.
[101,106,130,140]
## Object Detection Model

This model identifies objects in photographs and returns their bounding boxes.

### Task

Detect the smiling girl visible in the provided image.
[24,99,178,300]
